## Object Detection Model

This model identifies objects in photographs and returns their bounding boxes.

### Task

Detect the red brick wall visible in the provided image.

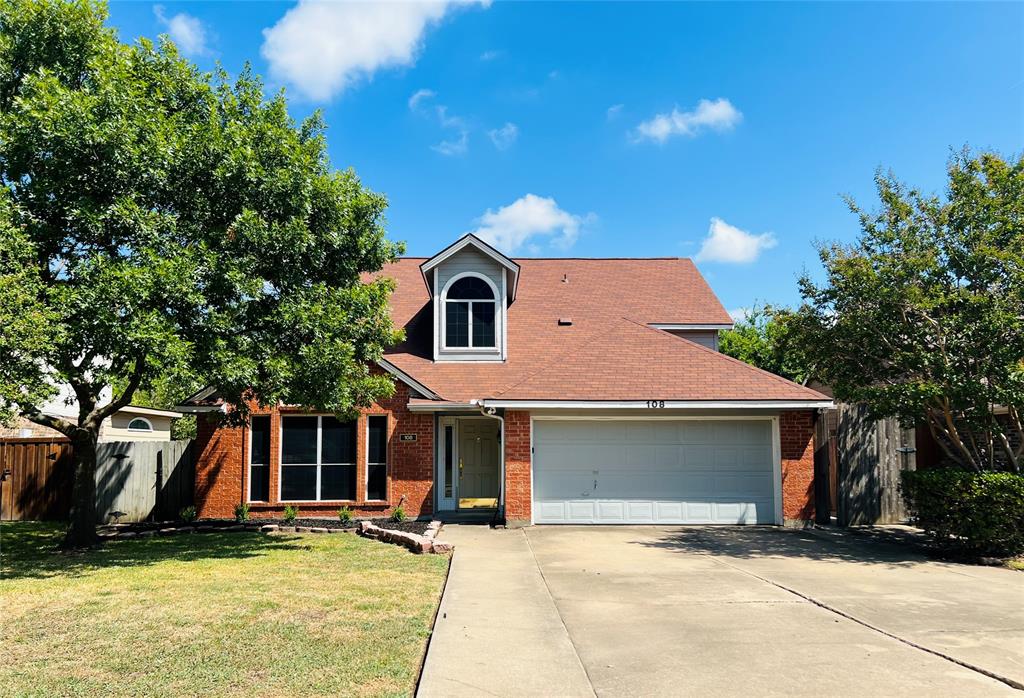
[193,379,435,520]
[503,410,532,525]
[781,410,816,523]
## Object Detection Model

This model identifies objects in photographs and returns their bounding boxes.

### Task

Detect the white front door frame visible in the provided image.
[438,415,503,511]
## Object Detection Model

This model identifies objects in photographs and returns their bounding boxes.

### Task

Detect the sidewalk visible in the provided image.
[417,525,595,698]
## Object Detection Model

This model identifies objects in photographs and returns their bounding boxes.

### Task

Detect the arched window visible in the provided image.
[127,417,153,432]
[443,274,497,349]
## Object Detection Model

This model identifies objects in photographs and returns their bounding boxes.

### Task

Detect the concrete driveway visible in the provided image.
[418,525,1023,697]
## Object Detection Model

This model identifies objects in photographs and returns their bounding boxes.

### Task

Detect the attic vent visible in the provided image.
[558,318,573,326]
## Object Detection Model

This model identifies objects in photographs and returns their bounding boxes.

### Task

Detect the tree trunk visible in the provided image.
[62,429,100,549]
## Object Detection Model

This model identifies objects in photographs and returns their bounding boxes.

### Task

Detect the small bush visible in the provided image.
[179,506,197,523]
[234,502,250,523]
[901,469,1024,557]
[389,506,406,523]
[338,507,353,525]
[282,505,299,524]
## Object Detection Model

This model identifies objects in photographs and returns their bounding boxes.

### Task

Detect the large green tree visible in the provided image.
[718,305,809,385]
[791,151,1024,472]
[0,0,402,547]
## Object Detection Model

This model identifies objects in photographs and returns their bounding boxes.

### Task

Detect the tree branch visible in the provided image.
[90,354,145,426]
[23,410,77,438]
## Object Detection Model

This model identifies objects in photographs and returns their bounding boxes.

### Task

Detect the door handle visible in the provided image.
[459,458,463,479]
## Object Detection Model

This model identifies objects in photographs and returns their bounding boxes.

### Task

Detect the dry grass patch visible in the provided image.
[0,522,448,698]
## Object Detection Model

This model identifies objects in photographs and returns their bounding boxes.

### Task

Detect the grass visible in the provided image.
[1007,558,1024,571]
[0,522,449,698]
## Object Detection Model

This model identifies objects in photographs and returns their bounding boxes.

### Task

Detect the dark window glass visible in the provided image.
[251,416,271,464]
[281,464,317,500]
[448,276,494,300]
[368,416,387,464]
[321,464,356,500]
[368,416,387,500]
[472,302,496,346]
[322,417,355,464]
[444,425,454,498]
[249,465,270,502]
[446,301,469,347]
[281,416,317,464]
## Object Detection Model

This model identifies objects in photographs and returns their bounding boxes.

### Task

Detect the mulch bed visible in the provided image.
[99,517,431,536]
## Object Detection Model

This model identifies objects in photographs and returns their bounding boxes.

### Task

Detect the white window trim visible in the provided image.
[439,271,501,352]
[247,415,271,503]
[126,417,153,432]
[366,415,388,502]
[278,415,358,503]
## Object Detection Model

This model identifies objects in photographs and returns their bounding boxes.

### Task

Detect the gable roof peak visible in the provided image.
[419,234,521,300]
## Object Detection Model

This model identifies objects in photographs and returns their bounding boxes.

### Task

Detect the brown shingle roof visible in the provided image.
[376,256,827,403]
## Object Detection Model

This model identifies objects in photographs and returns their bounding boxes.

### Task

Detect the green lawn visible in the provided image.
[0,522,449,698]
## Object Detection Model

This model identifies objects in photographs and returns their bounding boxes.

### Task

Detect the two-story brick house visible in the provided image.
[179,235,832,526]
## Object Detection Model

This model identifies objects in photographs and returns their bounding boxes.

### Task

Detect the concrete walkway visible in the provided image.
[419,525,1021,698]
[417,525,595,697]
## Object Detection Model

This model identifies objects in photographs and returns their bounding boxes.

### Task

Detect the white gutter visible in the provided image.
[477,404,506,522]
[478,399,835,410]
[406,401,478,413]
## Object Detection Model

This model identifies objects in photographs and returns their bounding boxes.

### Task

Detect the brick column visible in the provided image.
[193,412,244,519]
[780,410,815,525]
[504,410,532,527]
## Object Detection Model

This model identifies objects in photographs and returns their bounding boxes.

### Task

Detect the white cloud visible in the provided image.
[632,98,742,144]
[261,1,485,102]
[488,122,518,150]
[154,5,210,56]
[479,49,501,61]
[694,218,777,264]
[728,307,752,322]
[409,89,469,156]
[606,103,624,120]
[408,88,436,111]
[432,131,468,156]
[467,194,593,253]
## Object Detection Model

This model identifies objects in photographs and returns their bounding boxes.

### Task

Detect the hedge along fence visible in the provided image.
[901,469,1024,557]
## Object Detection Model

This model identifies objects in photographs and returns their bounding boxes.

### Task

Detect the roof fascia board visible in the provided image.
[175,404,228,414]
[419,234,520,299]
[120,405,184,418]
[407,402,479,413]
[649,323,735,331]
[480,399,834,410]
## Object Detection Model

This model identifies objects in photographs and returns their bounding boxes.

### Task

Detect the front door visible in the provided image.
[458,419,500,508]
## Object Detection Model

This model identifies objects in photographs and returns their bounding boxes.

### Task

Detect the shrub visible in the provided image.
[389,506,406,523]
[901,469,1024,557]
[179,506,197,523]
[282,505,299,524]
[338,507,353,525]
[234,502,250,523]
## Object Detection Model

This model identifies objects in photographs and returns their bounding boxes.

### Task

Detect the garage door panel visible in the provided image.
[534,419,777,525]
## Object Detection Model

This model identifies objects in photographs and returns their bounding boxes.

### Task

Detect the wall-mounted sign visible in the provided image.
[399,434,417,442]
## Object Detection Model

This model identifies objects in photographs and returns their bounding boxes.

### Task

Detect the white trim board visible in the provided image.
[482,400,834,410]
[648,323,734,331]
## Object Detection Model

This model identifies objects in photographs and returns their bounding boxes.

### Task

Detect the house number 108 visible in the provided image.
[646,400,665,408]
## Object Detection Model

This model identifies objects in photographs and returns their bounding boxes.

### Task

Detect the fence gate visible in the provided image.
[0,439,73,521]
[835,404,916,526]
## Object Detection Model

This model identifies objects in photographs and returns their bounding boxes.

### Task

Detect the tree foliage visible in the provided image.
[718,305,809,385]
[0,0,403,545]
[791,151,1024,472]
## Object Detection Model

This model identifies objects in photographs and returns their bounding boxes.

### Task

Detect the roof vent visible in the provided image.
[558,318,573,326]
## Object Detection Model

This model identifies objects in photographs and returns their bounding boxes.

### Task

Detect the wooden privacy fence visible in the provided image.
[0,439,194,522]
[830,404,917,526]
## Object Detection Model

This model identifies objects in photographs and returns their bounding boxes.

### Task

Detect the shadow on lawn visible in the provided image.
[634,526,934,568]
[0,521,312,581]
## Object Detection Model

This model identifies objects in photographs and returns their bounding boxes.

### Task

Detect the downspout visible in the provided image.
[476,402,505,527]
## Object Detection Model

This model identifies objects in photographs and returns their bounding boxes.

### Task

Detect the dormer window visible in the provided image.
[421,234,520,362]
[443,275,497,349]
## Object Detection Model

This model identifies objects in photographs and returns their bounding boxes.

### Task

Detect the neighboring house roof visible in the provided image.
[179,250,829,408]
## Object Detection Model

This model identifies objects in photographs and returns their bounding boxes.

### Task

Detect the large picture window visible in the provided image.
[249,415,271,502]
[367,416,388,501]
[280,416,356,501]
[443,274,497,349]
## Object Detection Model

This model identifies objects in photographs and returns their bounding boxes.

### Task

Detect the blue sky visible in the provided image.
[107,1,1023,316]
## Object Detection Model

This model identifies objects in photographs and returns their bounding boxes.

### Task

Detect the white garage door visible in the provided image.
[533,419,777,524]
